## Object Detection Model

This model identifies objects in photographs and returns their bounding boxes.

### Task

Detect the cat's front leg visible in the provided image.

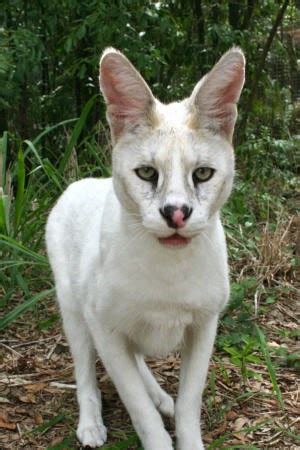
[136,354,175,418]
[86,315,173,450]
[176,316,218,450]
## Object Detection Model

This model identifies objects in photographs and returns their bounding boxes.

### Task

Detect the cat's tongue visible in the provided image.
[159,233,191,247]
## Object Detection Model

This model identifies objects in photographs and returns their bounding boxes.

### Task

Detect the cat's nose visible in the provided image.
[159,204,193,229]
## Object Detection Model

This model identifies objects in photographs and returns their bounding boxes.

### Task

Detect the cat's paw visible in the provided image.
[176,437,204,450]
[157,392,175,418]
[77,422,107,448]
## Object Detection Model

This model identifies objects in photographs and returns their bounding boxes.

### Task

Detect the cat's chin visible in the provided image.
[158,233,191,248]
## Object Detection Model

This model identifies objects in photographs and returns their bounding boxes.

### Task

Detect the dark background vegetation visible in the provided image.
[0,1,299,449]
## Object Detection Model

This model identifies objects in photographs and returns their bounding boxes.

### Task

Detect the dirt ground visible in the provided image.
[1,217,299,449]
[0,285,299,450]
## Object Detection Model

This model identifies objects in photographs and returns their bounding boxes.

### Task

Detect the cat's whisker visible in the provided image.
[109,228,147,263]
[124,212,142,218]
[127,222,143,229]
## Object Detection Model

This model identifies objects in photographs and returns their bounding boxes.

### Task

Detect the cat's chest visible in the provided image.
[98,256,228,316]
[133,320,192,357]
[117,303,194,357]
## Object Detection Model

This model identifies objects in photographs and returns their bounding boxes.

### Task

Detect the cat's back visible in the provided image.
[46,177,113,266]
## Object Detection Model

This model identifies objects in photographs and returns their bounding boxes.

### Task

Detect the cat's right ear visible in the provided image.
[189,48,245,142]
[99,48,156,144]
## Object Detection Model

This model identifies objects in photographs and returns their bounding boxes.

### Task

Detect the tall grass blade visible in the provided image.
[0,132,9,234]
[43,159,64,191]
[24,154,64,192]
[15,271,30,299]
[13,148,26,234]
[32,118,77,145]
[0,288,55,330]
[0,131,8,189]
[0,288,14,308]
[59,95,98,174]
[24,139,44,166]
[0,193,9,235]
[85,141,111,177]
[32,412,66,435]
[46,434,76,450]
[0,234,49,265]
[255,324,284,409]
[24,140,64,191]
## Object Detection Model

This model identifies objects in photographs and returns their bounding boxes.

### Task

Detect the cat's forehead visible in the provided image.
[153,130,195,163]
[155,101,189,128]
[119,99,233,165]
[141,124,228,166]
[151,101,230,160]
[138,101,196,161]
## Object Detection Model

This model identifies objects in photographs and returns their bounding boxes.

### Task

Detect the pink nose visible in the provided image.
[172,209,185,228]
[159,204,193,229]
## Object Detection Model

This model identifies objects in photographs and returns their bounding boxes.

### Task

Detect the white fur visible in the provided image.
[46,48,245,449]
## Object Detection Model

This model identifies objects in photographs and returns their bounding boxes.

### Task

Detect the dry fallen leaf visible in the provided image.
[233,417,248,431]
[226,410,238,420]
[0,418,17,430]
[232,432,247,442]
[17,393,36,404]
[24,383,47,392]
[204,419,227,441]
[0,412,16,431]
[34,413,43,425]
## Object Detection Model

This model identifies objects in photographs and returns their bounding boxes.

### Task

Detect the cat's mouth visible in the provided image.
[158,233,191,248]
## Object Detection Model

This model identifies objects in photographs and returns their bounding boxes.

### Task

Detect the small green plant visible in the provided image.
[223,336,262,380]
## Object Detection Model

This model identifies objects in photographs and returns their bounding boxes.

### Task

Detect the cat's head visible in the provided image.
[99,48,245,246]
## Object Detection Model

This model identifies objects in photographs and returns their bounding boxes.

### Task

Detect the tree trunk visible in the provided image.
[228,1,242,30]
[241,0,257,30]
[190,0,204,45]
[237,0,290,143]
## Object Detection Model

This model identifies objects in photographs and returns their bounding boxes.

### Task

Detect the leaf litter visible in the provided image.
[0,219,298,449]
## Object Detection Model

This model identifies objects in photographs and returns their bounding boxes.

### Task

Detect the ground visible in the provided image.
[0,218,299,449]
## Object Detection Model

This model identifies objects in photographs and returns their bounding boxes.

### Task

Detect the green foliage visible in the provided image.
[255,324,284,409]
[1,0,298,147]
[0,101,108,324]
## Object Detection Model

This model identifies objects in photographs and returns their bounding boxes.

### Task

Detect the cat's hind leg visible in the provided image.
[136,355,174,418]
[60,305,107,448]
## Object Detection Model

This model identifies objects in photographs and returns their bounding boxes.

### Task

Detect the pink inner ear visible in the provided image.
[100,54,155,142]
[204,62,244,136]
[101,62,150,122]
[217,66,244,107]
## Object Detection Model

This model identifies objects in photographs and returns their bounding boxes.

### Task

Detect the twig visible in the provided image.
[254,288,260,316]
[46,335,62,359]
[0,342,23,358]
[49,382,76,390]
[17,423,23,439]
[11,335,62,349]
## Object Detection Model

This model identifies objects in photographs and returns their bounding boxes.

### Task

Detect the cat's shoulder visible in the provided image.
[53,177,112,211]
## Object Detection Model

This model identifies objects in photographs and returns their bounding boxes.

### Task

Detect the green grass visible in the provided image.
[255,324,284,409]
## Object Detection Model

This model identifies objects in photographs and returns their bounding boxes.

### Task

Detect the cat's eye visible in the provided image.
[193,167,215,184]
[135,166,158,183]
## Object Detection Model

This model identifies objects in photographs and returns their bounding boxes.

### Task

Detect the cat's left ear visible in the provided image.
[99,48,156,144]
[189,48,245,142]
